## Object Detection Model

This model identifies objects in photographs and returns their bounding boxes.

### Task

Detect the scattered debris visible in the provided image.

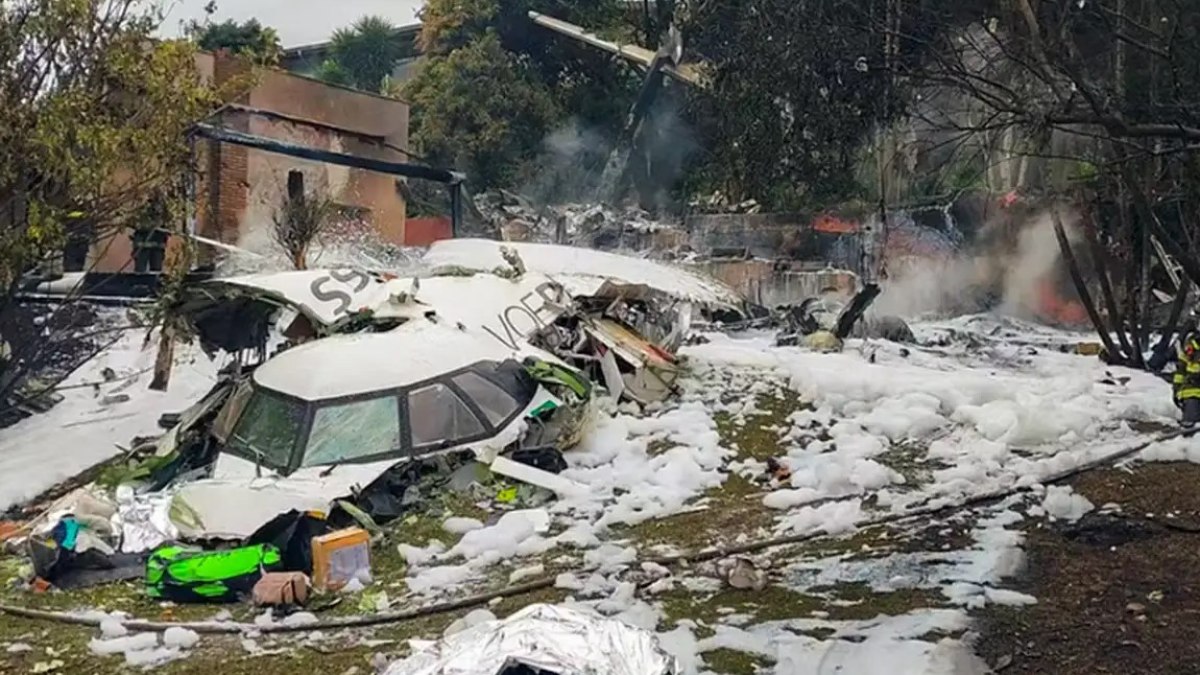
[719,557,767,591]
[775,283,914,349]
[312,528,370,592]
[253,571,312,607]
[471,190,687,250]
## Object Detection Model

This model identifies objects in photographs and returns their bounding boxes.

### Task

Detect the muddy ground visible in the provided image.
[977,462,1200,675]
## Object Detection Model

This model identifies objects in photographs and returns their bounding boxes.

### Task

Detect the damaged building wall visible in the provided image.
[89,52,411,273]
[689,259,857,307]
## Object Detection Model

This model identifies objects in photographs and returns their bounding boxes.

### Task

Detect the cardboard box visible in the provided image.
[311,528,370,591]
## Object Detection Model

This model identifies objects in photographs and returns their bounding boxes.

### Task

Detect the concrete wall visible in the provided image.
[684,213,817,259]
[687,259,857,307]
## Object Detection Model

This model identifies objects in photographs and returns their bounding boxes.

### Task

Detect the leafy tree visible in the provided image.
[404,34,561,188]
[326,16,410,92]
[679,0,903,210]
[191,18,282,65]
[273,187,336,270]
[0,0,227,409]
[314,59,353,88]
[407,0,638,191]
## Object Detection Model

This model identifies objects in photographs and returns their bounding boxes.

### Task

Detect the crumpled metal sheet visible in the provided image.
[116,488,178,554]
[385,604,678,675]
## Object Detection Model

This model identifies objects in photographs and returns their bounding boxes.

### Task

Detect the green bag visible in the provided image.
[146,543,282,603]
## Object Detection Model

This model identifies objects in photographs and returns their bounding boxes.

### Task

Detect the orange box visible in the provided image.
[311,528,371,591]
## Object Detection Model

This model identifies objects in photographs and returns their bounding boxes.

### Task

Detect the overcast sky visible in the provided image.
[161,0,425,47]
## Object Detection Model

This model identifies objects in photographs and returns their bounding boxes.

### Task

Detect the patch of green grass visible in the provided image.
[714,391,812,462]
[647,438,677,456]
[788,525,899,560]
[875,438,954,488]
[704,648,771,675]
[389,493,489,548]
[814,583,947,621]
[659,585,825,629]
[622,475,773,551]
[490,586,570,616]
[0,571,510,675]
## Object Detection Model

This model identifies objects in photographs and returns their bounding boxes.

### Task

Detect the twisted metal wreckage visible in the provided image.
[10,241,753,586]
[9,239,913,601]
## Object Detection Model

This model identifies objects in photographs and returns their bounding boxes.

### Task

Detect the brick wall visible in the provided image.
[230,58,409,254]
[88,51,411,272]
[686,259,858,307]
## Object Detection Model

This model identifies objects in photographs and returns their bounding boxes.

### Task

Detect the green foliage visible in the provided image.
[314,58,353,88]
[0,0,227,401]
[326,15,410,92]
[191,18,282,65]
[407,0,638,190]
[681,0,901,210]
[273,188,338,270]
[404,34,561,188]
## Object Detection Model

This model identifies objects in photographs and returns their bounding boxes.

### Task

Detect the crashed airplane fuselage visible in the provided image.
[160,317,594,538]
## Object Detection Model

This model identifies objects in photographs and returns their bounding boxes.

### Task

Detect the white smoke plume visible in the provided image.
[874,208,1083,320]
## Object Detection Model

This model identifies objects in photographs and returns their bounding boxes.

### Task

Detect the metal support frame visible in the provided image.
[191,124,467,236]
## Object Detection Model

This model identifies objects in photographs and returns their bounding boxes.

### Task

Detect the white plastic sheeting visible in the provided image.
[384,604,678,675]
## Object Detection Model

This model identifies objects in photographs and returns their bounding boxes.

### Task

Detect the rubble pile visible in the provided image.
[472,190,688,250]
[687,190,763,215]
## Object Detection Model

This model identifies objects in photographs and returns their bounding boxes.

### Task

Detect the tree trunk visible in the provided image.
[149,326,175,392]
[1086,224,1134,362]
[1153,281,1190,357]
[1052,210,1123,362]
[292,245,307,271]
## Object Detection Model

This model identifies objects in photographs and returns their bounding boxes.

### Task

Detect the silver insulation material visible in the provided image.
[385,604,678,675]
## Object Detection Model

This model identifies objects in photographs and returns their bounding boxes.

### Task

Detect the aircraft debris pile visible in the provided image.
[472,190,686,250]
[775,284,916,351]
[0,238,929,614]
[0,241,749,608]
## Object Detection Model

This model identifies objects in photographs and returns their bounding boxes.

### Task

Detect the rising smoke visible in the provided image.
[874,208,1084,321]
[520,119,611,205]
[521,93,699,211]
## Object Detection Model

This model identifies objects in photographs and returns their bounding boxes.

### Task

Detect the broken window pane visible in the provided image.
[304,397,401,467]
[452,371,521,427]
[408,383,485,448]
[228,389,305,471]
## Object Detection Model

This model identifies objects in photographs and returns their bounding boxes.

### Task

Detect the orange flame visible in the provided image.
[1035,278,1088,326]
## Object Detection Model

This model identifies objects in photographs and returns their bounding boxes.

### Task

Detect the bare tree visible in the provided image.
[272,175,337,270]
[866,0,1200,366]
